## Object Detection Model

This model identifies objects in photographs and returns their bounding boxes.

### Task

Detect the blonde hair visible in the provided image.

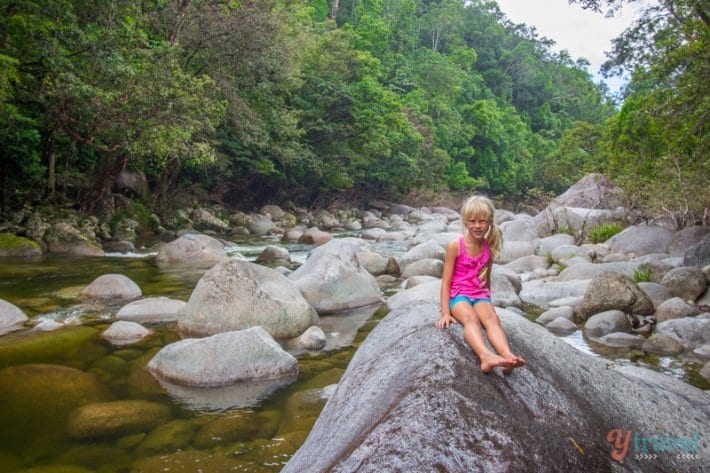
[461,195,503,260]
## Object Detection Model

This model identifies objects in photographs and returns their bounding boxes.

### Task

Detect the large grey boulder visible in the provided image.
[288,238,383,314]
[534,206,624,236]
[283,301,709,473]
[0,299,28,335]
[179,259,318,338]
[552,173,627,209]
[155,233,233,265]
[607,224,673,257]
[579,272,654,320]
[148,327,297,387]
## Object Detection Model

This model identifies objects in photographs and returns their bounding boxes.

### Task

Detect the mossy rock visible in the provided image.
[192,410,263,449]
[0,364,112,448]
[0,326,100,370]
[88,355,130,385]
[0,232,42,257]
[135,419,197,456]
[66,400,171,440]
[277,387,331,435]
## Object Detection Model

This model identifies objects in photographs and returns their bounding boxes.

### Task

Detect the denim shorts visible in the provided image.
[449,295,492,310]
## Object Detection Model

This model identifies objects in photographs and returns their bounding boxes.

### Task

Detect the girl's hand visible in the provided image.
[436,314,456,329]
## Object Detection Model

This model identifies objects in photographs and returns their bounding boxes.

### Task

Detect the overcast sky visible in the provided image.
[494,0,640,94]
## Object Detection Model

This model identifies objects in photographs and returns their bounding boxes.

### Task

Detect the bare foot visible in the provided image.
[501,355,526,375]
[479,353,516,374]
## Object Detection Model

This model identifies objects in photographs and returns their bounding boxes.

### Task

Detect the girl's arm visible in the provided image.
[437,240,458,328]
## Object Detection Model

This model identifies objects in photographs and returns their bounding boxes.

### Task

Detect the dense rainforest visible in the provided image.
[0,0,707,225]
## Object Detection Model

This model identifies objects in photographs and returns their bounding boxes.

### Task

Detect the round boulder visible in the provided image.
[155,233,232,265]
[79,274,142,300]
[584,310,631,337]
[580,272,654,320]
[289,238,383,314]
[655,297,701,323]
[178,259,318,339]
[101,321,152,346]
[66,400,170,440]
[116,297,186,324]
[660,266,707,301]
[0,232,42,257]
[147,327,298,387]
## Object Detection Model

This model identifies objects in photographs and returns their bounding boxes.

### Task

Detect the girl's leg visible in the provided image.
[472,302,526,372]
[451,302,516,373]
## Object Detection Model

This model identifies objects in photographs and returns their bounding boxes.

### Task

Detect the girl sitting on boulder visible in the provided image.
[436,195,526,373]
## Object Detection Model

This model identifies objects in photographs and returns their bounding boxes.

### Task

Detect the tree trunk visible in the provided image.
[329,0,340,20]
[79,154,129,213]
[151,155,181,210]
[46,148,56,202]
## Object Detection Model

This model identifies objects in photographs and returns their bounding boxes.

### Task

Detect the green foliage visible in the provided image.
[587,223,623,243]
[0,0,620,210]
[633,268,652,283]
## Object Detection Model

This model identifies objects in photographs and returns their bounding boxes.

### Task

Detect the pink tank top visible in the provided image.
[450,236,491,299]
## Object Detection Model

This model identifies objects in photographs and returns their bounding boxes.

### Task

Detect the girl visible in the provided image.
[436,195,525,374]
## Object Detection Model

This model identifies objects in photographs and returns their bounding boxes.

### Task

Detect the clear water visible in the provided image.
[0,236,706,472]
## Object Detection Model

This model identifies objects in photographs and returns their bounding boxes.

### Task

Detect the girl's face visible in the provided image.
[465,213,491,240]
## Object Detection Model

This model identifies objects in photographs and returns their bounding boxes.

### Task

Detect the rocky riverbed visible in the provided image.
[0,173,709,471]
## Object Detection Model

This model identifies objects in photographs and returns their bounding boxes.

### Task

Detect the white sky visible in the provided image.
[494,0,640,94]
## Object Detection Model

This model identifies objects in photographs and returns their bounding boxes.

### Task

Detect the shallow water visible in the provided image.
[0,236,706,472]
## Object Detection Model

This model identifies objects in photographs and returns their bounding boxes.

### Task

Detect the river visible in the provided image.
[0,234,705,472]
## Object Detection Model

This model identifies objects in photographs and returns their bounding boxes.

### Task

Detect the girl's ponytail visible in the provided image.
[487,223,503,261]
